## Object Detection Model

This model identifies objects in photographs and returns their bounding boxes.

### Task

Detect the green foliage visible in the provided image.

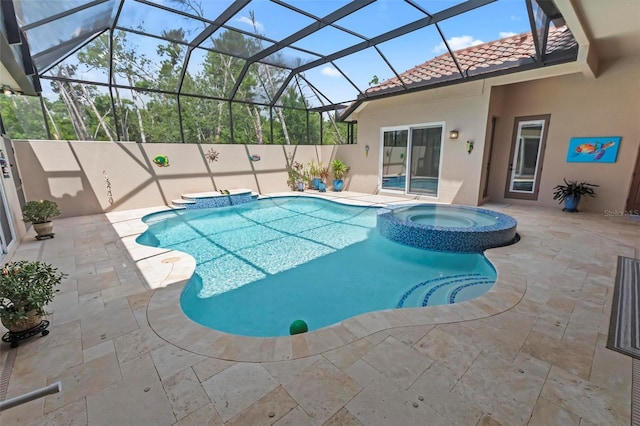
[319,165,330,183]
[8,11,350,145]
[331,159,350,180]
[286,159,306,189]
[0,95,48,139]
[22,200,61,224]
[552,179,598,203]
[0,261,67,328]
[308,160,323,178]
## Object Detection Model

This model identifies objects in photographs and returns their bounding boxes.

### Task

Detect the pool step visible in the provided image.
[397,274,494,308]
[171,198,196,206]
[447,281,494,303]
[171,189,259,209]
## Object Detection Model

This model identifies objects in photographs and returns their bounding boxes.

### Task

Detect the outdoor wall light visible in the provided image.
[449,130,459,139]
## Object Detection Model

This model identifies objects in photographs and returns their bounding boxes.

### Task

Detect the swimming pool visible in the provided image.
[137,197,496,337]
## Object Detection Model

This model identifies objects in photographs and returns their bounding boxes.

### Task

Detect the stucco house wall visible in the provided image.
[11,140,367,218]
[351,80,492,205]
[487,57,640,212]
[348,57,639,213]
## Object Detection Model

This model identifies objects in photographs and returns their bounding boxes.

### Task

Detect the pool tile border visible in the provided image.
[110,193,527,362]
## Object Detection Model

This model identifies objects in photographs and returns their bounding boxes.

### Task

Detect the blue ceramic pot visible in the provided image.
[333,179,344,191]
[564,195,580,212]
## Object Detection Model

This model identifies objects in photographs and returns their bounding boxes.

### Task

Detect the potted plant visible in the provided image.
[287,161,299,191]
[552,179,598,212]
[331,159,350,192]
[0,260,66,336]
[293,161,305,191]
[318,166,330,192]
[22,200,61,239]
[308,160,323,190]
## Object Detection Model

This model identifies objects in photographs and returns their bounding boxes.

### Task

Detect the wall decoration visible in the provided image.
[466,140,474,154]
[249,154,261,162]
[153,154,170,167]
[566,136,621,163]
[205,148,219,163]
[103,170,113,205]
[365,145,370,157]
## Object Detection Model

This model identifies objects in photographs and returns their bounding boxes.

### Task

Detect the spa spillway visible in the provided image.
[377,204,518,253]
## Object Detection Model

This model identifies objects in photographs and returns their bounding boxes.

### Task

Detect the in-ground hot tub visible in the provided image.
[377,204,518,253]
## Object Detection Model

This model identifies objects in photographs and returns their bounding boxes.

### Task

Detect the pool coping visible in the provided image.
[110,192,526,362]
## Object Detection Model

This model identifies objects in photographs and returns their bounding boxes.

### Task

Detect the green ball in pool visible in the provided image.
[289,320,308,335]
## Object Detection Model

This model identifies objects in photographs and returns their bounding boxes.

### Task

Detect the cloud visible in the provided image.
[236,16,264,32]
[321,66,341,78]
[511,15,521,21]
[433,36,484,54]
[499,31,518,38]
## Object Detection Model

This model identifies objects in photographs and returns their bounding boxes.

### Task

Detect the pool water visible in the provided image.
[391,205,499,227]
[138,197,496,337]
[382,175,438,192]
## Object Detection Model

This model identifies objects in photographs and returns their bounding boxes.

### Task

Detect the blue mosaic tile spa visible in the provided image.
[377,204,518,253]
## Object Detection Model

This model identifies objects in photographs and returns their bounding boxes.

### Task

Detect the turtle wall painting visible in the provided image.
[566,137,620,163]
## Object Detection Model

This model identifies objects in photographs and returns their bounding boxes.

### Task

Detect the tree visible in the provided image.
[0,95,48,139]
[77,31,156,142]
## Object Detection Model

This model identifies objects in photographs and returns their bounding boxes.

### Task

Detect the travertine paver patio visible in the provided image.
[0,191,637,425]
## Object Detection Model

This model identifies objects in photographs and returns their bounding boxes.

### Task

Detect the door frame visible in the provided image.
[379,122,445,197]
[504,114,551,200]
[626,144,640,213]
[379,125,409,195]
[0,168,16,261]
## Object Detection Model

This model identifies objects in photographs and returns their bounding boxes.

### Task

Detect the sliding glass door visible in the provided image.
[408,127,442,195]
[381,124,443,196]
[381,130,408,191]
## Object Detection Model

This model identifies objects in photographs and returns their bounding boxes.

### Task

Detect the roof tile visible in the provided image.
[366,26,576,94]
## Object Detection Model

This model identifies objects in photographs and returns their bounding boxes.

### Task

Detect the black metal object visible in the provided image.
[35,232,55,241]
[2,320,50,348]
[228,0,375,103]
[1,0,21,45]
[21,0,109,32]
[271,0,496,104]
[6,0,575,141]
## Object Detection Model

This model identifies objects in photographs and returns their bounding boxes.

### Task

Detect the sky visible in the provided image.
[36,0,535,106]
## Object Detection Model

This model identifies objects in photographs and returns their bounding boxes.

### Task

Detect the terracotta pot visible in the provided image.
[33,222,53,237]
[2,309,42,333]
